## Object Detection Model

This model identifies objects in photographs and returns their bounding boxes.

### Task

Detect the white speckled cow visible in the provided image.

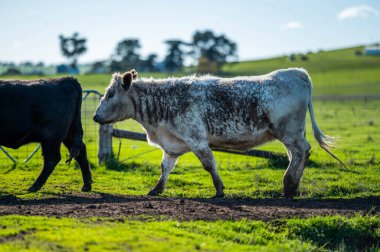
[94,68,345,198]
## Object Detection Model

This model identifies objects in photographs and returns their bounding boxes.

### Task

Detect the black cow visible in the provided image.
[0,77,92,192]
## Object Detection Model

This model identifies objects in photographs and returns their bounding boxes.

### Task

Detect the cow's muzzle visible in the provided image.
[93,114,105,124]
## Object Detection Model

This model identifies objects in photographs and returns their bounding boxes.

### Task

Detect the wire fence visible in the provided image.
[0,94,379,167]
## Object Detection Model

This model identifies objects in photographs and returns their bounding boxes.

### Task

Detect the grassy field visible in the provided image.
[1,46,380,251]
[0,215,378,251]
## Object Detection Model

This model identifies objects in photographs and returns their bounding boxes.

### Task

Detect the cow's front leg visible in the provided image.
[28,142,61,192]
[147,152,178,196]
[193,147,225,198]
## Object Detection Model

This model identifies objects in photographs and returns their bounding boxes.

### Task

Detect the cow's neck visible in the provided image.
[130,87,153,127]
[130,83,172,128]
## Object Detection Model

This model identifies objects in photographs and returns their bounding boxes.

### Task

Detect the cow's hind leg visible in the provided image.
[28,142,61,192]
[193,147,225,198]
[148,152,178,196]
[273,105,311,198]
[280,134,311,198]
[63,140,92,192]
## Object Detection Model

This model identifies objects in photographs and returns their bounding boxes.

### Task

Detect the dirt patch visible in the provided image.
[0,194,379,221]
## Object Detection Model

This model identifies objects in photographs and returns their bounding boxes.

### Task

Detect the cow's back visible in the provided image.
[0,77,82,148]
[181,71,306,133]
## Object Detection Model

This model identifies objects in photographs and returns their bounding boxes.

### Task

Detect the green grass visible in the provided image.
[0,215,378,251]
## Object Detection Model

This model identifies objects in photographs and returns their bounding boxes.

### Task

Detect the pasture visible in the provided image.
[0,46,380,251]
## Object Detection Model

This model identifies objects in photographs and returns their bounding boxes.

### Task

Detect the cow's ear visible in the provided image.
[130,69,138,80]
[121,72,133,91]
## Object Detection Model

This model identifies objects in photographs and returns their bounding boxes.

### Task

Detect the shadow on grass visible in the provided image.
[103,155,342,172]
[255,157,358,174]
[0,164,17,174]
[104,156,157,173]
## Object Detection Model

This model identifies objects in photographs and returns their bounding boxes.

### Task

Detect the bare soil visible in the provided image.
[0,194,379,221]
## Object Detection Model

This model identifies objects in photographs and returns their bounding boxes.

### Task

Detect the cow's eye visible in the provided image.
[108,91,115,99]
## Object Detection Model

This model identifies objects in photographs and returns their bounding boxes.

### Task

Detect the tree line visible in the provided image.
[60,30,237,74]
[0,30,237,75]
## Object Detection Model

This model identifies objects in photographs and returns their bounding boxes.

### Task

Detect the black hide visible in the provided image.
[0,77,92,192]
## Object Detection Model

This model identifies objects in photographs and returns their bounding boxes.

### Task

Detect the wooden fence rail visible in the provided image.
[98,124,286,164]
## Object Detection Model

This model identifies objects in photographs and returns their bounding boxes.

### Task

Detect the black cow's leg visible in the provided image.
[64,140,92,192]
[28,142,61,192]
[192,147,225,198]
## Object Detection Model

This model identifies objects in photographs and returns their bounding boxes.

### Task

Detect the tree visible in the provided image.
[89,61,108,74]
[142,53,157,72]
[197,56,218,74]
[21,61,33,67]
[59,32,87,69]
[36,62,44,68]
[1,67,21,76]
[289,54,297,61]
[111,39,141,71]
[192,30,237,71]
[110,59,123,72]
[164,40,188,72]
[300,55,309,61]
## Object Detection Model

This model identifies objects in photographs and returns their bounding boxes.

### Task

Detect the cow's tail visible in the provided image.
[305,72,347,169]
[66,78,84,163]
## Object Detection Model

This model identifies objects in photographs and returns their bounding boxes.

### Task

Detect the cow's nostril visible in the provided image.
[93,114,101,123]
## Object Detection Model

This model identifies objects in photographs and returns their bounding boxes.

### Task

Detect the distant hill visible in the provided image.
[223,46,380,96]
[1,46,379,96]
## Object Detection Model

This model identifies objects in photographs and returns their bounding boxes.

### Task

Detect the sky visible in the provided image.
[0,0,379,65]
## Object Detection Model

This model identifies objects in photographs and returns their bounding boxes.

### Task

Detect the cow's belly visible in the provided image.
[208,128,275,151]
[145,127,191,156]
[143,124,275,155]
[0,130,37,149]
[0,122,36,149]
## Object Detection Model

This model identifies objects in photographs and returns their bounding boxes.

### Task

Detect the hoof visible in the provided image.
[81,185,92,192]
[282,187,298,199]
[283,193,294,199]
[147,189,162,196]
[283,176,299,199]
[212,192,225,198]
[27,185,42,192]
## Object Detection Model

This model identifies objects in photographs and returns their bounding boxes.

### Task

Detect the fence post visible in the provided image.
[98,124,113,165]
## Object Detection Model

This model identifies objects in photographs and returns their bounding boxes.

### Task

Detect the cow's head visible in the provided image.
[93,69,138,125]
